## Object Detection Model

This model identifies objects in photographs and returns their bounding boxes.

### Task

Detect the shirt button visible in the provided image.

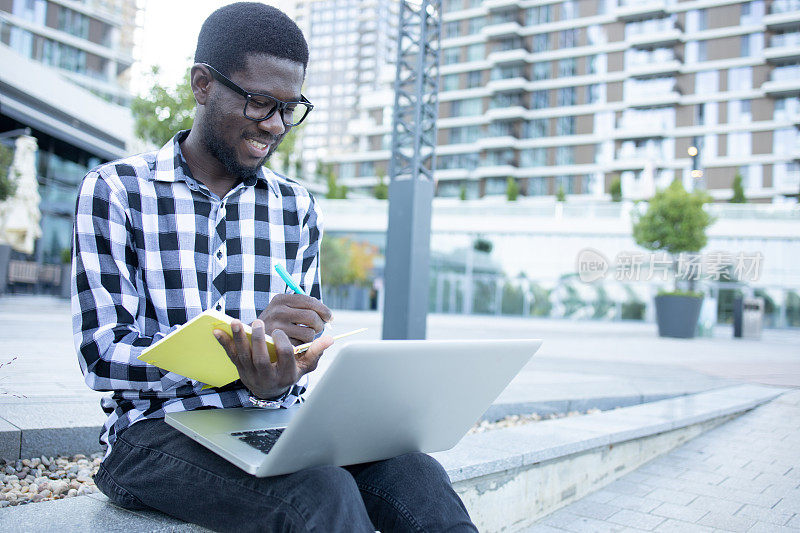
[216,250,223,259]
[216,303,222,311]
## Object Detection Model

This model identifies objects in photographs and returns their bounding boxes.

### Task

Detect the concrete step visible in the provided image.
[0,384,785,532]
[432,384,786,532]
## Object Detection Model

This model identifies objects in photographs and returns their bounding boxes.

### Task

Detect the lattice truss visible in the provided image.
[388,0,443,182]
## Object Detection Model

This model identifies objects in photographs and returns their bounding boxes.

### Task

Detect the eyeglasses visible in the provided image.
[201,63,313,127]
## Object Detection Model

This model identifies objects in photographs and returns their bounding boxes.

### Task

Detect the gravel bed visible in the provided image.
[0,453,102,507]
[468,408,601,435]
[0,408,603,508]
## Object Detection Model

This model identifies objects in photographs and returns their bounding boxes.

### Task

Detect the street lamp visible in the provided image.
[688,144,704,189]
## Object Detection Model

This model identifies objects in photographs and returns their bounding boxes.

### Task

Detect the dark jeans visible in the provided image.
[94,418,477,533]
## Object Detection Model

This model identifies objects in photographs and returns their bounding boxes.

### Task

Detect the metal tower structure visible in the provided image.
[381,0,442,340]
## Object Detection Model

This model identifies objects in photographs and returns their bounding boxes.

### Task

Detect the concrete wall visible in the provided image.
[454,418,731,532]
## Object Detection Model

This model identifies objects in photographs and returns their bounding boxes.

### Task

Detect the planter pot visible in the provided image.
[654,294,703,339]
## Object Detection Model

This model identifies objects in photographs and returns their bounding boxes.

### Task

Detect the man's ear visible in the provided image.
[190,64,212,106]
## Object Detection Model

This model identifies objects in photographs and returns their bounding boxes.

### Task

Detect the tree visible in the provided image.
[0,143,16,202]
[505,177,518,201]
[131,66,195,146]
[473,238,493,254]
[324,164,347,199]
[730,171,747,203]
[320,236,377,287]
[373,170,388,200]
[459,184,467,201]
[632,179,714,292]
[610,176,622,202]
[556,185,566,202]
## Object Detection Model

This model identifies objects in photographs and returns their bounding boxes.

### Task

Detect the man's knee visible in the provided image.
[294,465,362,506]
[392,452,451,484]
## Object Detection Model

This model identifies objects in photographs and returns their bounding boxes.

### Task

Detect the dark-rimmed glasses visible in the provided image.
[201,63,313,127]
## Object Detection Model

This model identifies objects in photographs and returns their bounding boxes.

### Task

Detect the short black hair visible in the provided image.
[194,2,309,76]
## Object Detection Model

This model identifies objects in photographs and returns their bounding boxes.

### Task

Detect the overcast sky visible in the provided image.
[133,0,293,95]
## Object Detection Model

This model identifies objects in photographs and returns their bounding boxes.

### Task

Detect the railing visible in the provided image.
[771,0,800,14]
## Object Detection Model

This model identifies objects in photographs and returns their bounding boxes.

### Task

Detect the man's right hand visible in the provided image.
[258,294,333,345]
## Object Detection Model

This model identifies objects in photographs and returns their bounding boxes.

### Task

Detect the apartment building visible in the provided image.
[326,0,800,202]
[0,0,139,105]
[294,0,398,174]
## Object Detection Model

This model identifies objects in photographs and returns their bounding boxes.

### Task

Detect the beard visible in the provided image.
[200,95,280,180]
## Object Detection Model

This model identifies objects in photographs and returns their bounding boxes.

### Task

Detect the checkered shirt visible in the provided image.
[71,131,323,456]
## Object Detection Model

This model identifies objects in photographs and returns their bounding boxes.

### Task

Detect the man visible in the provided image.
[72,3,476,532]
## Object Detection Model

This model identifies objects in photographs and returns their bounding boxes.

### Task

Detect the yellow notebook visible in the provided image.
[137,309,365,389]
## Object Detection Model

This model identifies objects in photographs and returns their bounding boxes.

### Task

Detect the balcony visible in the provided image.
[486,76,527,93]
[487,48,528,65]
[625,89,681,108]
[764,34,800,63]
[482,21,522,39]
[765,1,800,30]
[616,0,670,22]
[627,27,682,49]
[485,105,527,121]
[763,68,800,97]
[477,135,520,150]
[627,59,682,79]
[613,121,670,140]
[483,0,519,12]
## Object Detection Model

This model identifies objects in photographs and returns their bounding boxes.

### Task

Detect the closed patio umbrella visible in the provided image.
[0,135,41,255]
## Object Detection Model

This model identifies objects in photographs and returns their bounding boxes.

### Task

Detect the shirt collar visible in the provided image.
[150,130,280,197]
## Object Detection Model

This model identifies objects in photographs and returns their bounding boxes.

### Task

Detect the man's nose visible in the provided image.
[257,111,285,136]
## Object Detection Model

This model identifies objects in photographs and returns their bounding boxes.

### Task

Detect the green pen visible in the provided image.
[275,263,305,295]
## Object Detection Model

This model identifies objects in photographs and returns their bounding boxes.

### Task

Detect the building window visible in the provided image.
[468,17,484,34]
[561,0,577,21]
[531,90,548,109]
[558,57,576,77]
[558,28,578,48]
[555,146,574,166]
[520,147,546,167]
[443,73,459,91]
[58,7,90,40]
[526,5,554,25]
[443,48,460,65]
[466,70,482,88]
[525,118,547,138]
[466,43,484,61]
[556,116,575,136]
[532,33,549,53]
[586,84,600,104]
[451,98,483,117]
[533,61,550,80]
[557,87,575,107]
[444,21,460,39]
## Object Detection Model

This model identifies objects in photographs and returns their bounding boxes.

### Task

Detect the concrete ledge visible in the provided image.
[0,384,785,532]
[0,389,719,462]
[431,384,785,531]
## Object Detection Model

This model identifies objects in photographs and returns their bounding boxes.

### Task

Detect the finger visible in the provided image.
[271,329,299,383]
[282,294,333,323]
[296,335,333,373]
[231,320,256,375]
[292,308,326,333]
[213,329,238,365]
[280,323,317,344]
[249,320,273,374]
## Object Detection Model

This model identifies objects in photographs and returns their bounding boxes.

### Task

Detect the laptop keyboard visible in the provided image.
[231,428,285,455]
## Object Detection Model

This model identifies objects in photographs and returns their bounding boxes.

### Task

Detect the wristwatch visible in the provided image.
[247,388,291,409]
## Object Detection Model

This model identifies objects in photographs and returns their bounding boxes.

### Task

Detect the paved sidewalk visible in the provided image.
[524,389,800,532]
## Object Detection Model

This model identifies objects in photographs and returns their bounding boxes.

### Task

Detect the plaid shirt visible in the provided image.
[71,131,322,456]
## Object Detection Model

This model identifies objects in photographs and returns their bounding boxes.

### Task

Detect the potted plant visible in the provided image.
[60,247,72,299]
[632,179,714,338]
[0,142,17,296]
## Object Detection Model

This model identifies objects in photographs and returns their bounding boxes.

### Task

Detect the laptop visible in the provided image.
[166,338,541,477]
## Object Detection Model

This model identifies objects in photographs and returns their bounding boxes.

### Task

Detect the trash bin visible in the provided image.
[733,297,765,339]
